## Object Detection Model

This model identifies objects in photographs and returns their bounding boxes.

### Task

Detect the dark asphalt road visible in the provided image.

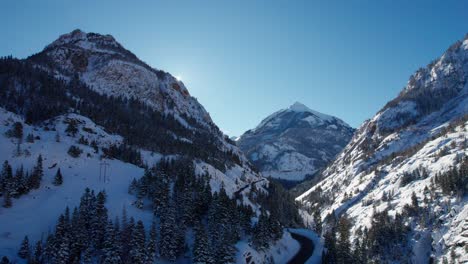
[287,232,314,264]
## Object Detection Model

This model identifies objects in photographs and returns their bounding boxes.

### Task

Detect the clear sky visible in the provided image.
[1,1,467,136]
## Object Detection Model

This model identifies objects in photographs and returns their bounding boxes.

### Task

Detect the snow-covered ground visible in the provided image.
[0,108,153,260]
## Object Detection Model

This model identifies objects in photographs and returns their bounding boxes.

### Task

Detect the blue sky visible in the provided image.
[1,1,467,136]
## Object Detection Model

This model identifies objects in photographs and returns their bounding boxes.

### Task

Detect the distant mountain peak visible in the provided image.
[288,101,311,112]
[288,101,334,121]
[239,102,354,182]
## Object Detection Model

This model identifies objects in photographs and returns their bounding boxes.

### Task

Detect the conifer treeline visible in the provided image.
[8,158,285,264]
[0,155,45,208]
[130,158,284,262]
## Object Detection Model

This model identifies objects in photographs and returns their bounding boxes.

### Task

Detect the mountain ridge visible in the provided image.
[296,33,468,263]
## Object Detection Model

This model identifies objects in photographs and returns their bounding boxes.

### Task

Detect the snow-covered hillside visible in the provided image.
[0,107,268,261]
[0,30,305,263]
[297,35,468,263]
[238,102,354,181]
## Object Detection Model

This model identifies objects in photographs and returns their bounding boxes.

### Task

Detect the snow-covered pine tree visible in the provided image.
[93,191,108,249]
[44,234,55,264]
[193,223,213,264]
[2,192,12,208]
[29,155,43,189]
[129,220,146,264]
[0,161,13,197]
[102,220,122,264]
[120,216,135,263]
[159,199,180,262]
[145,221,157,264]
[53,168,63,186]
[33,240,43,264]
[17,235,30,259]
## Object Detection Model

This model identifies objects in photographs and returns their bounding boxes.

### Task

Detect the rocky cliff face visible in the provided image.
[29,29,212,128]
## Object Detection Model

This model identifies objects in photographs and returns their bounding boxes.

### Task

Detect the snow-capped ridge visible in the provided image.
[288,101,334,122]
[46,29,123,51]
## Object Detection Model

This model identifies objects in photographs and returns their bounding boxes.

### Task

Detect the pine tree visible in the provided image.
[159,199,179,262]
[145,221,157,264]
[17,235,30,259]
[66,120,78,137]
[33,240,43,264]
[193,223,213,264]
[129,220,146,264]
[0,256,10,264]
[103,220,122,264]
[29,155,43,189]
[13,122,23,155]
[55,235,70,264]
[44,234,55,264]
[120,216,135,263]
[0,161,13,197]
[313,210,322,235]
[337,216,351,263]
[93,191,108,249]
[411,192,419,209]
[80,246,92,264]
[53,168,63,186]
[3,191,12,208]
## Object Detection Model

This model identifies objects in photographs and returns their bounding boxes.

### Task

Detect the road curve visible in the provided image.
[287,232,314,264]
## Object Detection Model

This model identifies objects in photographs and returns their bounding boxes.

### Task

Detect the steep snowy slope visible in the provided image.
[297,35,468,263]
[238,102,353,181]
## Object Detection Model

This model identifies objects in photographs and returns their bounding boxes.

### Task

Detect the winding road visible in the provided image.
[287,232,315,264]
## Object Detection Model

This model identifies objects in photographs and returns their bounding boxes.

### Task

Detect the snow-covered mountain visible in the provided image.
[238,102,354,181]
[297,35,468,263]
[30,29,212,127]
[0,30,303,263]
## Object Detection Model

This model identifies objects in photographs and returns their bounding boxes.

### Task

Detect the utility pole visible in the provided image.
[100,159,110,183]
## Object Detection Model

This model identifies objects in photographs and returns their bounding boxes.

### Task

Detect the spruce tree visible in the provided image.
[337,216,351,263]
[0,256,10,264]
[103,220,122,264]
[0,161,13,197]
[93,191,108,249]
[53,168,63,186]
[30,155,43,189]
[129,220,146,264]
[33,240,43,264]
[17,235,30,259]
[193,223,213,264]
[145,221,157,264]
[2,189,12,208]
[159,199,179,262]
[313,210,322,235]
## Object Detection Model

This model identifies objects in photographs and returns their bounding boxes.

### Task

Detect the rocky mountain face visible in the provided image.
[238,102,354,182]
[29,29,212,127]
[297,35,468,263]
